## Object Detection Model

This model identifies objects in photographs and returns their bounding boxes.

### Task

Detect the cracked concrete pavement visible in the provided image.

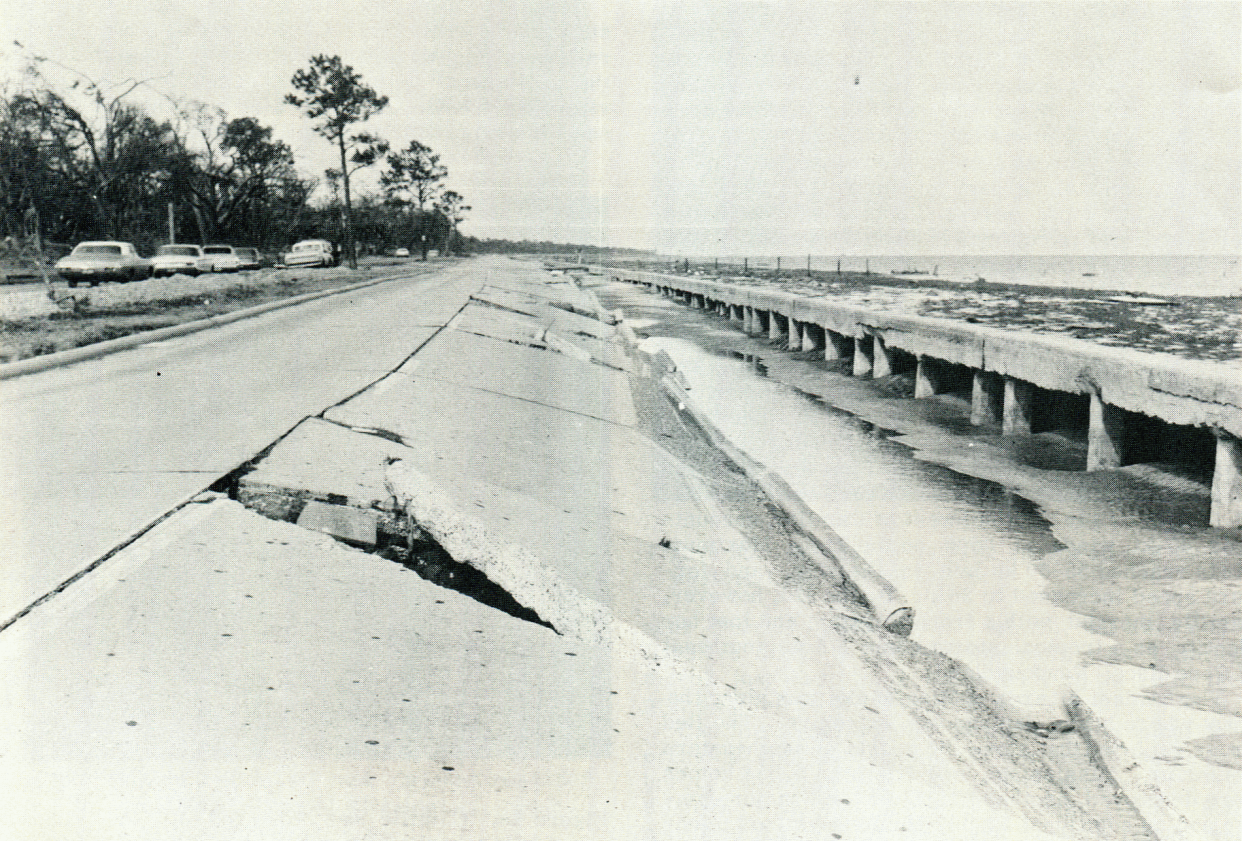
[0,257,1174,840]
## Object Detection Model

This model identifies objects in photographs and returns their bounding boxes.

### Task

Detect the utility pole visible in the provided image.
[168,203,175,244]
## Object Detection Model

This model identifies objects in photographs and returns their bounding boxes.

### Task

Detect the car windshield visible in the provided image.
[203,246,232,254]
[293,243,319,251]
[158,245,199,256]
[74,245,122,256]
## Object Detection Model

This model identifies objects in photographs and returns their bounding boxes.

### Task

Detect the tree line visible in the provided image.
[1,51,469,267]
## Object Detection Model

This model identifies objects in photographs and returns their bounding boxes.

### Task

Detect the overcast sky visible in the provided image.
[3,1,1238,255]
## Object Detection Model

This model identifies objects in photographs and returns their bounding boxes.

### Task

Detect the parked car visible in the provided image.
[200,244,241,273]
[233,247,261,270]
[150,243,206,277]
[282,239,336,268]
[55,241,152,287]
[394,247,410,258]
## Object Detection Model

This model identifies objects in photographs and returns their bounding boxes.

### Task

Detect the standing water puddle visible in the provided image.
[645,334,1242,841]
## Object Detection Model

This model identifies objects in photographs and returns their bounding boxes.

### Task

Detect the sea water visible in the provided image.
[700,254,1241,298]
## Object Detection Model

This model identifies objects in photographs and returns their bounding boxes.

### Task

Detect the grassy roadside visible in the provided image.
[0,258,444,364]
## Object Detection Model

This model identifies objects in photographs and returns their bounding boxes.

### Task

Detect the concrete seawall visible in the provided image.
[604,267,1242,529]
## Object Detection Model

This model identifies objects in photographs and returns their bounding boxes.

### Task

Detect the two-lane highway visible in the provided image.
[0,259,490,625]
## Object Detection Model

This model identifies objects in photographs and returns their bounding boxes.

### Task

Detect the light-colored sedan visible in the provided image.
[55,241,152,287]
[281,239,336,268]
[200,244,242,273]
[150,244,206,277]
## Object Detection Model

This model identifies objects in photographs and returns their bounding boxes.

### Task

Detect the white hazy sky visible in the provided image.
[2,1,1238,255]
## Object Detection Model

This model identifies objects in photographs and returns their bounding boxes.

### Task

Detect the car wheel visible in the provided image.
[67,279,77,288]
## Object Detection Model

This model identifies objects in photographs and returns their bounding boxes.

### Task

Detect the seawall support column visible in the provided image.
[915,356,940,398]
[1211,432,1242,528]
[1002,377,1033,435]
[790,320,805,351]
[731,303,744,324]
[853,335,873,377]
[1087,392,1126,471]
[769,312,787,344]
[826,330,850,361]
[803,323,825,353]
[972,371,1003,425]
[872,335,892,378]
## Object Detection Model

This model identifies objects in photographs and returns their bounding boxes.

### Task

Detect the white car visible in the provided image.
[394,247,410,258]
[282,239,336,268]
[55,241,152,287]
[200,244,242,273]
[150,244,206,277]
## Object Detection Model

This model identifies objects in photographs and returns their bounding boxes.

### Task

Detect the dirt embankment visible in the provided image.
[0,259,443,364]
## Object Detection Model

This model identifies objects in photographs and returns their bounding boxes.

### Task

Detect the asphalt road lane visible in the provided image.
[0,260,487,624]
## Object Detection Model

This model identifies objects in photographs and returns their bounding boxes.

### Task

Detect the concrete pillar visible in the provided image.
[731,304,744,324]
[825,330,849,361]
[1086,392,1125,471]
[803,323,825,353]
[852,335,873,377]
[872,335,892,378]
[768,312,785,343]
[790,320,805,351]
[971,371,1002,425]
[914,357,939,398]
[1211,433,1242,528]
[1002,377,1033,435]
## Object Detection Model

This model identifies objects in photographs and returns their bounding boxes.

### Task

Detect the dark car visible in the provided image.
[234,247,262,270]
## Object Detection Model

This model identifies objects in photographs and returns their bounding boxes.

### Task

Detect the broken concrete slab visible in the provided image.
[239,414,771,601]
[397,327,638,427]
[471,287,618,340]
[447,305,549,348]
[296,499,378,547]
[479,279,611,321]
[0,499,1055,841]
[319,376,739,566]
